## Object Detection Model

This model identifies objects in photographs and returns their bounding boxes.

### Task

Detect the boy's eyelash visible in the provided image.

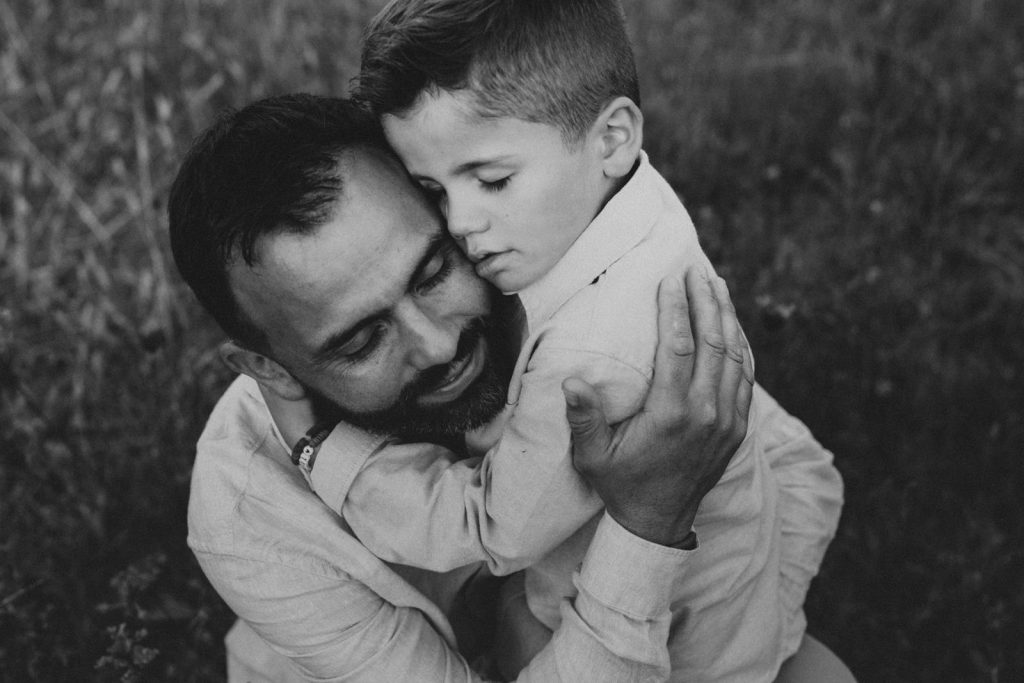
[481,176,510,192]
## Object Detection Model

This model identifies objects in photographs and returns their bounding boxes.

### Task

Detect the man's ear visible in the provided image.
[593,96,643,179]
[219,340,307,401]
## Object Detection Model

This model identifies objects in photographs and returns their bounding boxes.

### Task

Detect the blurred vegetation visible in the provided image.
[0,0,1020,680]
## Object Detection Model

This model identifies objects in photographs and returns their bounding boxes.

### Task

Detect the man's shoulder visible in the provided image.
[186,376,349,568]
[189,375,279,505]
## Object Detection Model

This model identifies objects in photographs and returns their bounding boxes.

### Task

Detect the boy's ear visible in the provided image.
[219,340,307,401]
[593,96,643,179]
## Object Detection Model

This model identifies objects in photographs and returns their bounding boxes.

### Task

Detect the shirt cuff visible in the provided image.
[307,424,388,514]
[576,512,691,619]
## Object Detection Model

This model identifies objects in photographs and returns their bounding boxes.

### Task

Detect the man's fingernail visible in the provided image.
[563,388,580,408]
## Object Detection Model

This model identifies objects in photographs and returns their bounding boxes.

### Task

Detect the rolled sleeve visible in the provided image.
[513,513,691,683]
[577,514,690,619]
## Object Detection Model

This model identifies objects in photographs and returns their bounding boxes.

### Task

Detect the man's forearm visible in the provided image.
[510,513,689,682]
[198,514,688,683]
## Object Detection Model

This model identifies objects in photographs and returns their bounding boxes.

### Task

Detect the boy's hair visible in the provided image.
[168,94,392,352]
[355,0,640,144]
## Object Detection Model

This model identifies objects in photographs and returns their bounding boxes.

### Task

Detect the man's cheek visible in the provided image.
[451,268,491,314]
[319,368,399,415]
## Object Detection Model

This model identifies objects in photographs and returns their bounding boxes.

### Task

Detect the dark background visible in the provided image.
[1,0,1021,680]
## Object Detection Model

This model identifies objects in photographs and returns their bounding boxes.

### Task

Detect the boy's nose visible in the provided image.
[399,301,459,370]
[444,192,487,239]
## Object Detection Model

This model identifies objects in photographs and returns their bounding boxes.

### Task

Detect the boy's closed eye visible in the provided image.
[479,175,511,192]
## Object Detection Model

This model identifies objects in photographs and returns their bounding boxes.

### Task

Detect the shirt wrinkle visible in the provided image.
[309,152,843,682]
[534,346,653,388]
[192,375,697,682]
[517,152,663,329]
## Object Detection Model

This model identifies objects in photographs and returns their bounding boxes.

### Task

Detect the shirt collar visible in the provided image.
[516,151,663,328]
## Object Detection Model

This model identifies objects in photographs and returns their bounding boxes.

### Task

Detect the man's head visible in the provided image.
[356,0,644,293]
[169,94,515,440]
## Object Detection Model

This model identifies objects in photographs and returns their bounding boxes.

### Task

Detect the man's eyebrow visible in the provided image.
[310,311,384,366]
[310,230,449,366]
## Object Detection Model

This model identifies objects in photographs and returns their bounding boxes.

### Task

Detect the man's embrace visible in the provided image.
[169,95,798,681]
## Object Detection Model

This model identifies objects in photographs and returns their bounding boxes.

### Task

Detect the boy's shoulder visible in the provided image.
[543,164,709,333]
[530,207,709,387]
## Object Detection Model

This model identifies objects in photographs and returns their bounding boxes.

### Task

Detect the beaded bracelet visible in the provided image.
[290,420,339,471]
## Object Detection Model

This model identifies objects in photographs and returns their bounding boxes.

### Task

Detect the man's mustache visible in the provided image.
[402,317,488,400]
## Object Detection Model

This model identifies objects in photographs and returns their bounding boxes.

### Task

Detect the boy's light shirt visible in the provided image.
[188,375,693,682]
[312,154,843,681]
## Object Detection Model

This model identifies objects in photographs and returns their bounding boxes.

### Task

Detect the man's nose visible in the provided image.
[444,189,487,240]
[398,300,459,370]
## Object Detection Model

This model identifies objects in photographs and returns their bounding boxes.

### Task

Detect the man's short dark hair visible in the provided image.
[168,94,393,351]
[355,0,640,145]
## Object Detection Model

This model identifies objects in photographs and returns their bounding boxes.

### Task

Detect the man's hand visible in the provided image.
[563,269,754,546]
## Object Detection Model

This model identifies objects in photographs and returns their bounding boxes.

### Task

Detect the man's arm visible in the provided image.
[197,513,689,683]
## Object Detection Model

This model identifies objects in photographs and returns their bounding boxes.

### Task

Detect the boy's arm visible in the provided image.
[335,346,645,573]
[328,273,733,576]
[218,274,751,682]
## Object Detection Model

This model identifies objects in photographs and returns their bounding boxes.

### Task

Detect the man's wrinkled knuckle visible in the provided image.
[567,409,598,432]
[691,400,718,430]
[673,339,697,358]
[703,333,727,355]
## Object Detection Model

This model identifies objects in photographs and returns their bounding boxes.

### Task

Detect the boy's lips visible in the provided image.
[472,250,509,279]
[417,336,486,406]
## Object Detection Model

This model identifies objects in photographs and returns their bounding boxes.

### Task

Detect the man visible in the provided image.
[169,95,845,681]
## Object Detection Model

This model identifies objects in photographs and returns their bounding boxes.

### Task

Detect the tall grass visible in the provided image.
[1,0,1021,680]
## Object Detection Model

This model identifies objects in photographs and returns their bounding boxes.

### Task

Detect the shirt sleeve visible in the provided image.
[197,513,687,683]
[336,346,650,574]
[753,383,844,646]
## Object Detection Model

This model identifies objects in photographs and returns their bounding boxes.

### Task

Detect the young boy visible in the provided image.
[305,1,843,679]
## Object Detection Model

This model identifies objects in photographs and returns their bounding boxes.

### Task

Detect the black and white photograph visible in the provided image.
[1,1,1021,680]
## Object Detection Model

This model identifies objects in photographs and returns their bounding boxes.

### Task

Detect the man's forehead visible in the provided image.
[228,157,441,354]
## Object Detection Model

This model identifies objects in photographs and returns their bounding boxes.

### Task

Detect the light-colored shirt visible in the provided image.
[188,375,694,682]
[322,154,844,681]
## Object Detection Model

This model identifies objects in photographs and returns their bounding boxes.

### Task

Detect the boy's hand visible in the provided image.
[563,269,754,546]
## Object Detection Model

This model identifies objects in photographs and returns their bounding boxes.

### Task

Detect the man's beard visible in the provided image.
[306,294,519,444]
